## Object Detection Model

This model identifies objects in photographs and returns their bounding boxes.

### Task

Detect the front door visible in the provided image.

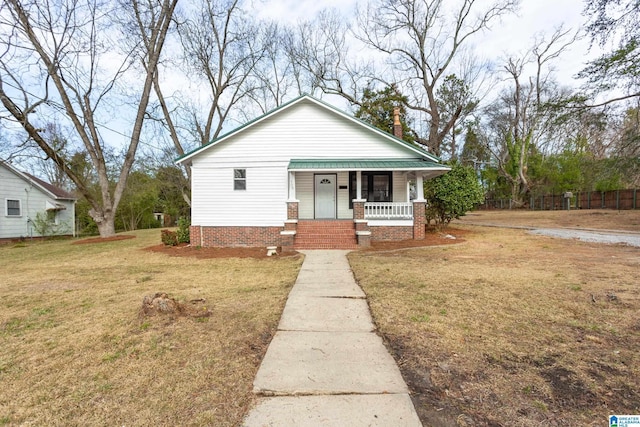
[314,174,336,219]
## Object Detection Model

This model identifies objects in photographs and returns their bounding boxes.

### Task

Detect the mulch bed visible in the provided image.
[144,227,469,259]
[366,227,469,251]
[72,234,136,245]
[145,244,300,259]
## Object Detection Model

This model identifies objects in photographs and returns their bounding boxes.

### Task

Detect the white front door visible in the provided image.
[314,174,336,219]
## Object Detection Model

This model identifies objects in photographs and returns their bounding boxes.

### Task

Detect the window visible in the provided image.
[234,169,246,190]
[349,172,392,208]
[6,199,21,216]
[46,210,57,224]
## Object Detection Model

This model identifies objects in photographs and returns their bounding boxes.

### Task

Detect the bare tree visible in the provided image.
[355,0,518,156]
[33,123,72,190]
[614,102,640,159]
[286,1,516,155]
[247,22,299,115]
[436,74,478,159]
[178,0,264,143]
[580,0,640,104]
[0,0,177,237]
[284,8,371,104]
[0,120,71,184]
[483,27,578,205]
[149,0,269,206]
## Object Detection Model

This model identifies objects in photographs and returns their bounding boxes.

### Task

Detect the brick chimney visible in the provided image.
[393,107,402,139]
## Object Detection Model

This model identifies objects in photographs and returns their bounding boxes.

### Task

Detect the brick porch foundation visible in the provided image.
[369,225,414,241]
[190,199,428,248]
[190,225,285,247]
[413,201,426,240]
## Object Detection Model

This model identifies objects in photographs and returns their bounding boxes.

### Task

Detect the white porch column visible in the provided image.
[415,173,425,201]
[288,171,296,201]
[356,170,362,200]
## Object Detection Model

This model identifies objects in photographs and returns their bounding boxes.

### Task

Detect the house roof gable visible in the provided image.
[1,162,76,200]
[23,172,76,200]
[175,94,442,164]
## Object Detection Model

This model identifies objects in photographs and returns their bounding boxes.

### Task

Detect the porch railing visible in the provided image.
[364,202,413,220]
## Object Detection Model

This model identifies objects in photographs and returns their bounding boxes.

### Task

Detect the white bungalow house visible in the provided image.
[176,95,449,249]
[0,162,76,240]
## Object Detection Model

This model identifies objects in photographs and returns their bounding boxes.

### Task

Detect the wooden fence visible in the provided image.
[481,189,639,210]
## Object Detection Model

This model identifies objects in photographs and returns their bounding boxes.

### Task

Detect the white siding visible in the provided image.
[336,172,352,219]
[0,163,26,238]
[0,165,75,239]
[192,163,287,226]
[192,100,420,166]
[296,172,314,219]
[393,171,408,202]
[53,200,75,234]
[189,98,429,227]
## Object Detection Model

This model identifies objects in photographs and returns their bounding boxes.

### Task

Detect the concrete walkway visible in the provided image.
[242,250,422,427]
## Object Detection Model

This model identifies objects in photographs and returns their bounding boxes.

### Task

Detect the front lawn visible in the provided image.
[349,224,639,426]
[0,230,302,426]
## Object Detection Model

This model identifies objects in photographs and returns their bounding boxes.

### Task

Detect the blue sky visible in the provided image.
[257,0,597,88]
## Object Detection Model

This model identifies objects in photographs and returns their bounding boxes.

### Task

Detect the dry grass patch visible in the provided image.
[349,226,640,426]
[456,208,640,232]
[0,230,302,426]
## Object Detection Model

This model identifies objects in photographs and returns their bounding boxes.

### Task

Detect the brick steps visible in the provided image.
[294,220,358,249]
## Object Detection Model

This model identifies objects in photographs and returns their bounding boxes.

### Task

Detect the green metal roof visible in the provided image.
[288,159,450,171]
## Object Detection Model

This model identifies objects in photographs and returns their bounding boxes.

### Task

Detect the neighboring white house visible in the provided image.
[176,94,450,249]
[0,162,76,240]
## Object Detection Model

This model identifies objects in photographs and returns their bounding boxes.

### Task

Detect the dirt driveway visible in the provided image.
[529,228,640,247]
[455,209,640,232]
[456,209,640,246]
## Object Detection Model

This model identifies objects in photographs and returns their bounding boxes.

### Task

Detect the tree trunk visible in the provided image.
[94,210,116,238]
[428,120,441,156]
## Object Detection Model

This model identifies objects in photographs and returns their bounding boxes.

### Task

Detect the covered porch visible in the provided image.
[282,159,449,248]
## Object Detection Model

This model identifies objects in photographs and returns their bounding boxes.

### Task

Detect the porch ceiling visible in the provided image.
[288,158,450,172]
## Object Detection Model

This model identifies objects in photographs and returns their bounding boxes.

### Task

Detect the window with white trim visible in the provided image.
[234,169,246,190]
[349,171,392,208]
[6,199,21,216]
